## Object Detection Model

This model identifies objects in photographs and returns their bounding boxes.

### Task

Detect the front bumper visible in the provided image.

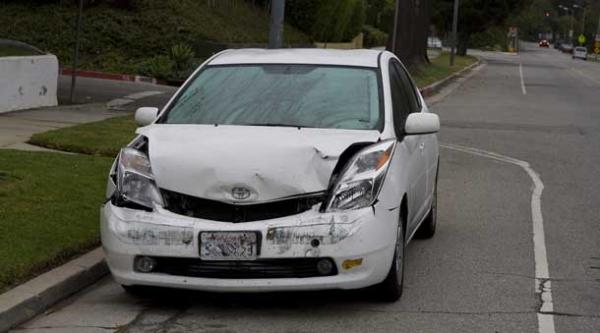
[100,202,398,292]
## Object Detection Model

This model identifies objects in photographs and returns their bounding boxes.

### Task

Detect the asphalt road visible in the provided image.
[14,44,600,333]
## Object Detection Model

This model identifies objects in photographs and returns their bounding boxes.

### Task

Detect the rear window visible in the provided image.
[160,64,382,130]
[575,47,587,51]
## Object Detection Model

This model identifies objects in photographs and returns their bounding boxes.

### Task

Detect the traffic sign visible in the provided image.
[578,34,586,45]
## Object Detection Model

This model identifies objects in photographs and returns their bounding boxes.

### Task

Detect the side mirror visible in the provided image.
[405,113,440,135]
[135,107,159,126]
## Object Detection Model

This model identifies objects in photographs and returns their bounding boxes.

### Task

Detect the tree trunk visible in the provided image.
[388,0,416,67]
[411,0,431,66]
[457,33,468,56]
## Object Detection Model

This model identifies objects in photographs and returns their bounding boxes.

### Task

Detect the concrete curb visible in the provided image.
[60,67,160,85]
[0,248,107,332]
[419,58,482,98]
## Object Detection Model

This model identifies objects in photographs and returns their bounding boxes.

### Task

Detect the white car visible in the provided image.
[101,49,440,301]
[573,46,588,60]
[427,37,443,49]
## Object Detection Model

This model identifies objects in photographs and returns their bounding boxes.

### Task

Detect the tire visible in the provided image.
[415,178,438,239]
[375,212,405,302]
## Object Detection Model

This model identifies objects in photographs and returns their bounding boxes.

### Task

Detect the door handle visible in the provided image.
[419,142,425,151]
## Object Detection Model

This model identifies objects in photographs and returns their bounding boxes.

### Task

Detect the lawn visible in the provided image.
[29,115,137,158]
[412,52,478,87]
[28,52,479,156]
[0,150,113,292]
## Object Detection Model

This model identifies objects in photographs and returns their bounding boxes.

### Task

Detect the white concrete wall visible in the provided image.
[0,55,58,113]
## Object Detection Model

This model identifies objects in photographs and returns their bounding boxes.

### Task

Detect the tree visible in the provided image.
[432,0,525,55]
[387,0,432,67]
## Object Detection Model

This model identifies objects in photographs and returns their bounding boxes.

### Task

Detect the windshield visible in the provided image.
[160,64,382,130]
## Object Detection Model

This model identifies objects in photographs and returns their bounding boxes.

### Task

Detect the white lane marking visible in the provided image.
[441,143,555,333]
[519,63,527,95]
[107,91,163,109]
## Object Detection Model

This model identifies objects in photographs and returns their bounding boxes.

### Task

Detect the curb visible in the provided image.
[419,58,482,98]
[0,248,107,332]
[60,67,160,85]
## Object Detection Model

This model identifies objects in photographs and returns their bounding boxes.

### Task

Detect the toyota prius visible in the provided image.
[101,48,440,301]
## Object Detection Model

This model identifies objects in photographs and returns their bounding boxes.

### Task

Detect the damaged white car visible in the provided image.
[101,49,440,301]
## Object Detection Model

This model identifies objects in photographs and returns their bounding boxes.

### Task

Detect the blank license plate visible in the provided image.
[199,231,258,260]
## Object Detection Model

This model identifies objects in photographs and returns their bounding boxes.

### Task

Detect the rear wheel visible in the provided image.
[375,213,405,302]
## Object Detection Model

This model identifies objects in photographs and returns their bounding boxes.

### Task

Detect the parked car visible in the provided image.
[573,46,588,60]
[101,49,440,302]
[561,43,574,53]
[539,39,550,47]
[427,36,443,49]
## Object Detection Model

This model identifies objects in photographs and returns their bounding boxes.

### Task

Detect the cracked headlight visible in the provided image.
[116,148,163,209]
[326,140,396,211]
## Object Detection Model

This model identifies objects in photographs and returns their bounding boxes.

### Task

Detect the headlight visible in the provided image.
[116,148,163,209]
[326,140,395,211]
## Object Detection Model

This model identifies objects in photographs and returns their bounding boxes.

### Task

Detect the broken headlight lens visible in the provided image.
[116,148,163,209]
[326,140,395,211]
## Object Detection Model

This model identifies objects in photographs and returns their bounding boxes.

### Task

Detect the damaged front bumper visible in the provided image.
[100,202,398,292]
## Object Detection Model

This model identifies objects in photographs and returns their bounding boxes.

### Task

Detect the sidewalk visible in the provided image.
[0,104,125,151]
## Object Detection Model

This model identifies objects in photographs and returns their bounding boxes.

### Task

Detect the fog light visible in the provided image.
[134,256,156,273]
[342,258,363,270]
[316,259,334,275]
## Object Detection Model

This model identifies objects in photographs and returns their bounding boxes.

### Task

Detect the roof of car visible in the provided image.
[208,48,383,68]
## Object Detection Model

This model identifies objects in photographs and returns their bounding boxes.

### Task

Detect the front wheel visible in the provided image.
[375,214,405,302]
[416,178,438,239]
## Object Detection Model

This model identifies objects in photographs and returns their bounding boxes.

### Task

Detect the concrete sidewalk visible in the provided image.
[0,104,125,151]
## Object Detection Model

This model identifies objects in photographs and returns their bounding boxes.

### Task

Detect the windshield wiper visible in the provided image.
[241,123,312,129]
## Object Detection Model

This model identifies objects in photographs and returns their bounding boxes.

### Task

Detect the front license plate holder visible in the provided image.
[199,231,260,261]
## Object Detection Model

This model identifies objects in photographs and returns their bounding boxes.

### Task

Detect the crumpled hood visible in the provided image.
[137,125,381,203]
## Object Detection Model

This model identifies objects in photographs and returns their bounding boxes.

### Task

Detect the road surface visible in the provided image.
[14,43,600,333]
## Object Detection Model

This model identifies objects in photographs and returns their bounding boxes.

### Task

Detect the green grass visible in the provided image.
[0,150,113,292]
[411,52,478,87]
[29,53,479,156]
[0,1,310,74]
[29,116,137,158]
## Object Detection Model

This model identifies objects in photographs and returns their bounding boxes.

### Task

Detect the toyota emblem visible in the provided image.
[231,187,251,200]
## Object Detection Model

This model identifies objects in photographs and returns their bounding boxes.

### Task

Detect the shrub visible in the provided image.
[286,0,366,42]
[363,24,388,48]
[170,43,195,79]
[141,55,173,80]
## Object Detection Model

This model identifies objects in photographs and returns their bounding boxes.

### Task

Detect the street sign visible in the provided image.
[578,34,586,45]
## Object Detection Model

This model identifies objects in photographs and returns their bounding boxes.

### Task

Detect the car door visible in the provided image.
[399,64,438,213]
[389,59,427,233]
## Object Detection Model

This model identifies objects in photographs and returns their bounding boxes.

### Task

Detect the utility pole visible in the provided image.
[391,0,400,54]
[69,0,84,104]
[268,0,285,49]
[450,0,459,66]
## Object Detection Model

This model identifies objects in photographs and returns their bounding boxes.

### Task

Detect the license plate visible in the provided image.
[199,231,258,260]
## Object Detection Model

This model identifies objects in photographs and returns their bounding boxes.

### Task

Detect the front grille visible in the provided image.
[147,257,338,279]
[161,189,324,222]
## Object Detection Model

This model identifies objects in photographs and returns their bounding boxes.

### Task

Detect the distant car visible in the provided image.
[427,37,442,49]
[573,46,588,60]
[561,43,574,53]
[539,40,549,47]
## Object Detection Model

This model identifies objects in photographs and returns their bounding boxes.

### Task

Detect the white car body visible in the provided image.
[101,49,439,297]
[573,46,588,60]
[427,37,443,49]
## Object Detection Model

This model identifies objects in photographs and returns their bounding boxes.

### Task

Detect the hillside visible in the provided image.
[0,0,311,75]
